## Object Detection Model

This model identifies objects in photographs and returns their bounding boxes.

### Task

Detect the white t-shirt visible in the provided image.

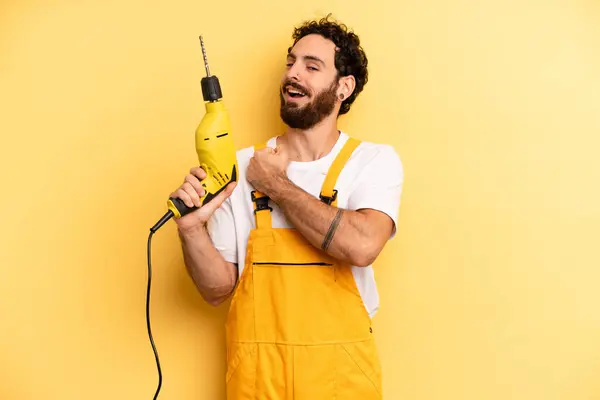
[206,131,404,318]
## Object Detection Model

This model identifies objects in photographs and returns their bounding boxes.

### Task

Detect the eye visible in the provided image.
[308,66,319,71]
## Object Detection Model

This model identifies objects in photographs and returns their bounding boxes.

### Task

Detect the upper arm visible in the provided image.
[205,196,240,304]
[206,196,238,264]
[355,208,396,245]
[347,145,404,262]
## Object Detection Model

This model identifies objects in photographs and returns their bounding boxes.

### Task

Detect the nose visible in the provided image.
[285,62,301,81]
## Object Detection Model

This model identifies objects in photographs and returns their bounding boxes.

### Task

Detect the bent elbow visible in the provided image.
[197,264,238,307]
[206,296,226,307]
[351,245,379,267]
[352,253,377,267]
[203,291,231,307]
[352,255,376,268]
[202,284,236,307]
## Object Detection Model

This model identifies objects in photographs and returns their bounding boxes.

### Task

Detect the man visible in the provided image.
[170,15,404,399]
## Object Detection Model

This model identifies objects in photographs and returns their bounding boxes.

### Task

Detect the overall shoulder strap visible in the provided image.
[320,137,361,207]
[254,141,267,151]
[251,140,272,229]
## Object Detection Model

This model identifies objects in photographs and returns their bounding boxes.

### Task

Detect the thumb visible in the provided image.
[198,181,237,215]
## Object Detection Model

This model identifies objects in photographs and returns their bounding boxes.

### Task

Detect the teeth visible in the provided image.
[286,86,305,96]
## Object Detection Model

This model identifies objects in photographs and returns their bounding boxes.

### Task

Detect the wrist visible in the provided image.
[268,174,294,203]
[177,222,208,239]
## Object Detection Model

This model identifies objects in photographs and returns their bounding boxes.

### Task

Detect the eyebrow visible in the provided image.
[287,52,326,66]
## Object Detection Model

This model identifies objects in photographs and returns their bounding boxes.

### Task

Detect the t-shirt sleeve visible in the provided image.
[346,144,404,239]
[205,196,238,264]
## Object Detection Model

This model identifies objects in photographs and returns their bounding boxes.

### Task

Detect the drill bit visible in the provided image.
[199,35,211,77]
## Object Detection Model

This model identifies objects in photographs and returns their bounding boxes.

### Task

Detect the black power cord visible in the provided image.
[146,210,174,399]
[147,230,162,399]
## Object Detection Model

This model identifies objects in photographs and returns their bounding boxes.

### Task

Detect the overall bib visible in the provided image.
[225,137,382,399]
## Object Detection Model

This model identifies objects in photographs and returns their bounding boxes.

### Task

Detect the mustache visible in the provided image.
[282,80,310,96]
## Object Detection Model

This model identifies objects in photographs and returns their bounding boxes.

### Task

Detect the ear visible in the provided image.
[337,75,356,101]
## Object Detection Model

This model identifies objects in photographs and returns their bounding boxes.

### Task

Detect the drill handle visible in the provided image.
[167,197,199,218]
[167,190,220,219]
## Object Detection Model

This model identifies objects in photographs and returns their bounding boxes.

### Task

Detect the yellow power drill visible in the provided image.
[150,35,238,233]
[146,35,237,400]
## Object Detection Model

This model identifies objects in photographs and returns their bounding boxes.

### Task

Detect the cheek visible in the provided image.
[307,78,331,96]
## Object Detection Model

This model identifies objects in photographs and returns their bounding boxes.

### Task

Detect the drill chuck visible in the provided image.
[199,35,222,102]
[202,76,222,102]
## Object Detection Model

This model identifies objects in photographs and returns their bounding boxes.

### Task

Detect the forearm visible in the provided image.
[269,177,377,267]
[177,225,237,305]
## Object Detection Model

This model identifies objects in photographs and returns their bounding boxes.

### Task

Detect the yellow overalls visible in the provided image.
[225,137,382,399]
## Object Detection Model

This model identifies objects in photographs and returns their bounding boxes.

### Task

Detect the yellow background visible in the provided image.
[1,0,599,399]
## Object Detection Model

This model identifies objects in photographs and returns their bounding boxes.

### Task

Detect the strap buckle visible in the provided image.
[319,189,338,205]
[251,190,272,214]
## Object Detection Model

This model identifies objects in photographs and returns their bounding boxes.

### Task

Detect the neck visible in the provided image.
[278,117,340,162]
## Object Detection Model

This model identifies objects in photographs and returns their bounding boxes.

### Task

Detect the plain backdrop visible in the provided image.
[1,0,599,399]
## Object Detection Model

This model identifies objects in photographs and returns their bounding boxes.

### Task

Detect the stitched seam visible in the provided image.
[333,345,337,400]
[292,346,295,399]
[253,344,257,399]
[226,344,251,383]
[341,344,380,395]
[228,339,369,346]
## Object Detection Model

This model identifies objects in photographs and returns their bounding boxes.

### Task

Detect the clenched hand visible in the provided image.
[246,145,290,196]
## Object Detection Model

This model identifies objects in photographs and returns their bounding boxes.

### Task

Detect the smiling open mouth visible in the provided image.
[285,85,307,98]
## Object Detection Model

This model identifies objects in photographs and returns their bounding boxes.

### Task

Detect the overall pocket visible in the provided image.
[225,342,257,400]
[336,339,382,398]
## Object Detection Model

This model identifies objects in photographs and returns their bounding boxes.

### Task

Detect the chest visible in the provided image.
[233,165,357,230]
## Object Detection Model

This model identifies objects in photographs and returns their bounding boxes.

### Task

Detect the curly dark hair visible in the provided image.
[289,14,368,115]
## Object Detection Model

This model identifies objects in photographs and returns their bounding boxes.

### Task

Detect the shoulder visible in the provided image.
[233,143,262,175]
[235,145,255,166]
[235,136,277,165]
[234,137,276,193]
[349,136,404,172]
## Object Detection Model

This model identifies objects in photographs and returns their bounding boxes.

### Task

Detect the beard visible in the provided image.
[279,79,338,130]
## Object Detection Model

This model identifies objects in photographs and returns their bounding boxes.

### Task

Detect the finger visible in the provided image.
[184,174,206,197]
[172,188,194,208]
[190,166,207,180]
[200,181,237,214]
[255,147,274,156]
[182,182,201,207]
[225,181,238,195]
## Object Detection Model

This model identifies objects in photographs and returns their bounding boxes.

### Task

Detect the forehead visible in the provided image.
[288,34,337,67]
